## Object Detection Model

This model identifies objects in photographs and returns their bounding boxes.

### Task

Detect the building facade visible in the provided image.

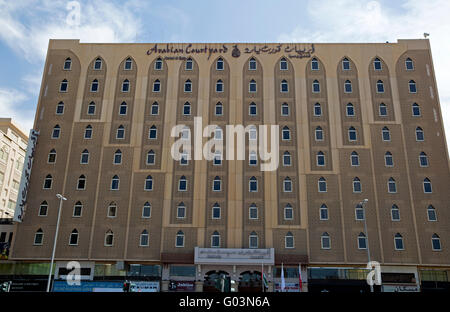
[9,39,450,292]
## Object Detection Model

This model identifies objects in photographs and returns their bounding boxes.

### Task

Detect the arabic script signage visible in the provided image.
[13,129,39,222]
[194,247,275,265]
[146,43,315,60]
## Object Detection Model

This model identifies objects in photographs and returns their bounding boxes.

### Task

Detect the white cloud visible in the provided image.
[0,88,34,133]
[278,0,450,152]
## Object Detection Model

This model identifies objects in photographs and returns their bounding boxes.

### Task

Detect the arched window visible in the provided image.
[249,58,257,70]
[121,79,130,92]
[211,231,220,248]
[318,177,327,193]
[405,58,414,70]
[140,230,149,246]
[283,177,292,192]
[353,177,362,193]
[314,103,322,116]
[146,150,155,165]
[184,79,192,92]
[281,103,289,116]
[394,233,404,250]
[321,232,331,249]
[34,228,44,245]
[282,126,291,140]
[149,125,157,139]
[348,126,357,141]
[249,203,258,220]
[412,103,421,116]
[215,102,223,116]
[213,176,221,191]
[63,57,72,70]
[80,149,89,164]
[249,151,257,166]
[419,152,428,167]
[48,149,57,164]
[249,102,257,115]
[113,149,122,164]
[105,230,114,246]
[415,127,424,141]
[342,58,350,70]
[153,79,161,92]
[315,126,324,141]
[379,103,387,116]
[312,80,320,93]
[350,151,359,166]
[43,174,53,189]
[249,79,257,93]
[249,176,258,192]
[427,205,437,221]
[284,204,293,220]
[151,102,159,115]
[280,58,288,70]
[283,151,291,166]
[311,58,319,70]
[155,58,163,70]
[249,231,258,248]
[124,58,132,70]
[212,203,221,219]
[59,79,68,92]
[376,80,384,93]
[52,125,61,139]
[317,151,325,166]
[145,175,153,191]
[385,151,394,167]
[285,232,294,248]
[216,79,224,93]
[355,203,364,220]
[216,58,224,70]
[373,58,382,70]
[177,203,186,219]
[382,126,391,141]
[358,233,367,249]
[431,234,441,251]
[388,177,397,193]
[179,176,187,191]
[84,125,93,139]
[181,126,190,140]
[409,80,417,93]
[346,103,355,116]
[116,125,125,139]
[176,230,185,247]
[77,175,86,190]
[142,202,151,218]
[281,80,288,92]
[94,58,102,70]
[214,126,223,140]
[111,175,120,190]
[119,102,127,115]
[185,58,193,70]
[344,80,352,93]
[183,102,191,115]
[213,150,222,165]
[423,178,432,193]
[90,79,99,92]
[69,229,79,245]
[38,201,48,216]
[56,101,64,115]
[391,204,400,221]
[107,202,117,217]
[320,204,328,220]
[87,101,96,115]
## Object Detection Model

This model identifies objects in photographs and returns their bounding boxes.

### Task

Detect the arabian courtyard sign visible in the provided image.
[194,247,275,265]
[146,43,315,60]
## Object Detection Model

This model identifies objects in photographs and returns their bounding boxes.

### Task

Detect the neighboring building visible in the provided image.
[0,219,14,260]
[9,39,450,292]
[0,118,28,219]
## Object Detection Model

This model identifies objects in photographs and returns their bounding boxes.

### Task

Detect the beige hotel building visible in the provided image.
[7,39,450,292]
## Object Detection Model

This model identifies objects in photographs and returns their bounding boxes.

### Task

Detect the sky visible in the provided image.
[0,0,449,153]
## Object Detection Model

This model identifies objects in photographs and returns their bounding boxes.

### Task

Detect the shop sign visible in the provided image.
[9,280,48,292]
[130,281,160,292]
[194,247,274,265]
[169,281,195,292]
[52,281,123,292]
[382,285,420,292]
[274,282,300,292]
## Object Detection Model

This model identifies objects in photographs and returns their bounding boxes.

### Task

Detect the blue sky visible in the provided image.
[1,0,449,152]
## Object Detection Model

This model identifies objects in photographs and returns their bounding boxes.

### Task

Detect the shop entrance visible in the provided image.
[238,271,263,292]
[203,270,230,292]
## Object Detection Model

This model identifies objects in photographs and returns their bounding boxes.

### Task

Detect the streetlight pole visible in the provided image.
[360,198,373,293]
[46,193,67,292]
